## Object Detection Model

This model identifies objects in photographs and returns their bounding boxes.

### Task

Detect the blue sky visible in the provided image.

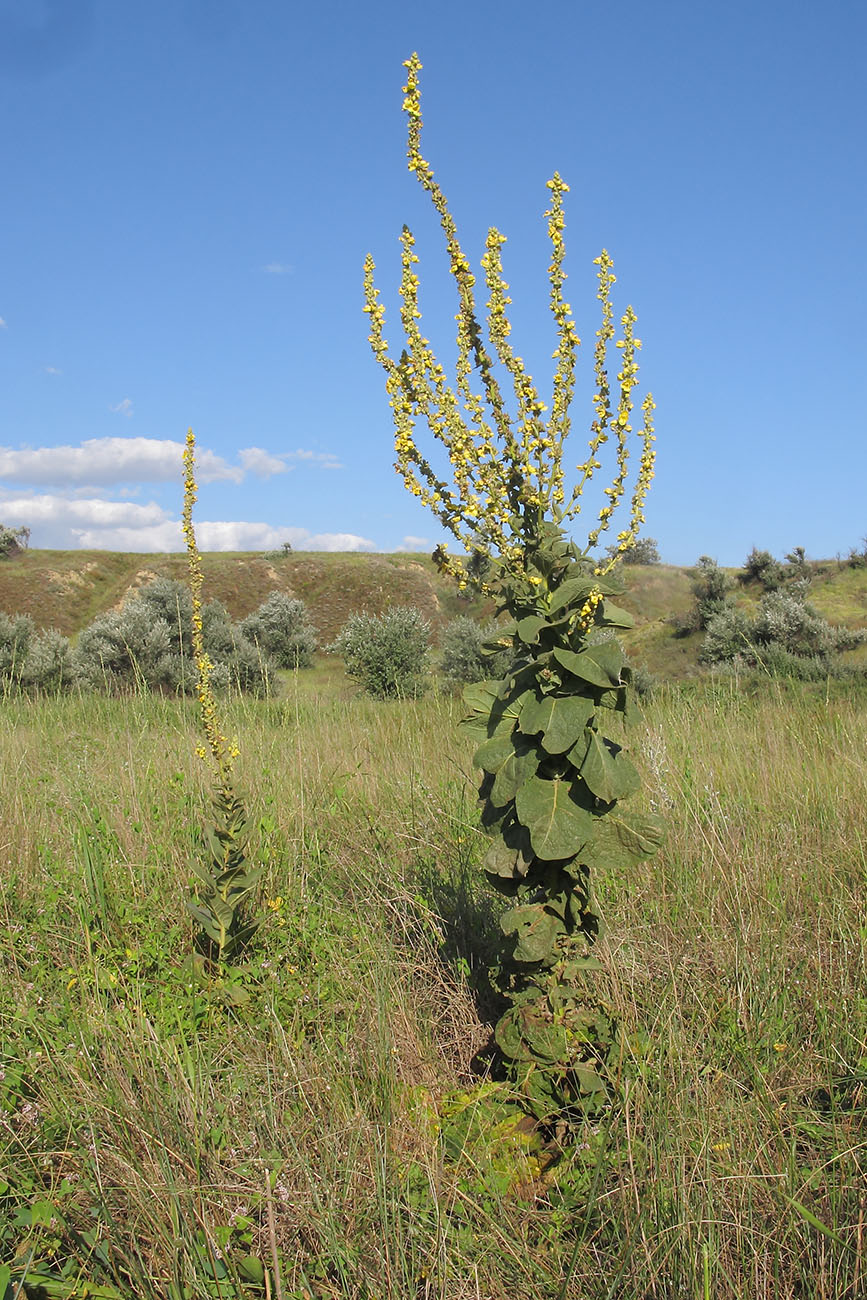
[0,0,864,565]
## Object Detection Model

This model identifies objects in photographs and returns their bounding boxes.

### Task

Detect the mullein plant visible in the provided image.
[365,54,664,1124]
[182,430,261,964]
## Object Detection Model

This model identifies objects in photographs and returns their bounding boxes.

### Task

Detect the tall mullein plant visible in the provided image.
[182,430,261,964]
[365,55,665,1123]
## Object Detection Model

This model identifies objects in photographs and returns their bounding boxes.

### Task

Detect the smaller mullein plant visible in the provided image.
[366,55,665,1126]
[182,430,261,965]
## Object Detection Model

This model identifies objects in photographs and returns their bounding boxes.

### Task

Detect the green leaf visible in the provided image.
[473,732,516,774]
[495,1001,569,1064]
[597,601,635,629]
[238,1257,266,1284]
[519,691,595,754]
[581,810,666,871]
[517,614,548,643]
[461,680,530,742]
[515,776,593,860]
[482,835,533,880]
[490,742,540,806]
[553,642,624,688]
[576,730,642,803]
[548,574,624,614]
[501,903,563,963]
[596,683,629,714]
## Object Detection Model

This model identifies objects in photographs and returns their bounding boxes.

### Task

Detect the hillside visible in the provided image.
[0,548,865,680]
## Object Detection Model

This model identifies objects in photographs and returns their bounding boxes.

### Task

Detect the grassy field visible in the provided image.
[1,668,865,1299]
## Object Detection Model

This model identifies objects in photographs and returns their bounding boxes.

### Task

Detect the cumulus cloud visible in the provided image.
[0,317,7,328]
[400,535,432,551]
[239,446,290,476]
[0,437,293,487]
[262,262,293,274]
[110,398,133,417]
[44,365,61,375]
[0,491,376,554]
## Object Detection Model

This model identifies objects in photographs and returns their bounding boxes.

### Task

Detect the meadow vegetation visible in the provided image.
[1,674,865,1298]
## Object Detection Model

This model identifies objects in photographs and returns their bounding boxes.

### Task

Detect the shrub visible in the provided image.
[675,556,733,634]
[742,547,784,590]
[330,607,430,699]
[784,545,809,579]
[0,611,33,685]
[700,605,754,664]
[608,535,661,566]
[752,588,862,657]
[73,605,181,693]
[21,629,76,693]
[240,592,317,669]
[439,617,512,687]
[72,580,276,695]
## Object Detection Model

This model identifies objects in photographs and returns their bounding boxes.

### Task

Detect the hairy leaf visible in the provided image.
[500,902,563,964]
[519,691,595,754]
[515,775,593,860]
[576,730,642,802]
[553,642,624,689]
[581,810,666,871]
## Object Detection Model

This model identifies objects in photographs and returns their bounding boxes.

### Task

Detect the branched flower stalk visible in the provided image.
[366,55,665,1125]
[182,429,260,964]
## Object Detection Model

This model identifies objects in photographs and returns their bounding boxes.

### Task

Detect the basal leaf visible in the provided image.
[515,775,593,860]
[500,902,563,964]
[482,836,534,880]
[495,1002,570,1064]
[473,732,517,774]
[461,679,530,743]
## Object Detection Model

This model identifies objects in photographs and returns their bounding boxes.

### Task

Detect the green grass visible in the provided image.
[1,674,865,1298]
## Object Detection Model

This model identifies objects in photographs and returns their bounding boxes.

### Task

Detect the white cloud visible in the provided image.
[110,398,133,417]
[0,437,345,488]
[286,448,343,469]
[0,317,7,329]
[239,447,290,476]
[0,491,376,553]
[262,262,293,275]
[400,536,432,551]
[0,437,279,487]
[44,366,61,375]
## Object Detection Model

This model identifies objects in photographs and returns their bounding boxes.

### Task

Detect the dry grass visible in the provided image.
[1,677,865,1297]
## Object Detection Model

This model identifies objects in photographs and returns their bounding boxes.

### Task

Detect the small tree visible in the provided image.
[607,535,661,566]
[330,608,430,699]
[0,524,30,559]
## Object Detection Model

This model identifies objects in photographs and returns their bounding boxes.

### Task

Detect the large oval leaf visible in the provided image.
[515,775,593,860]
[519,692,595,754]
[576,730,641,803]
[461,680,531,743]
[580,810,666,871]
[553,642,624,689]
[500,902,564,964]
[491,742,540,806]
